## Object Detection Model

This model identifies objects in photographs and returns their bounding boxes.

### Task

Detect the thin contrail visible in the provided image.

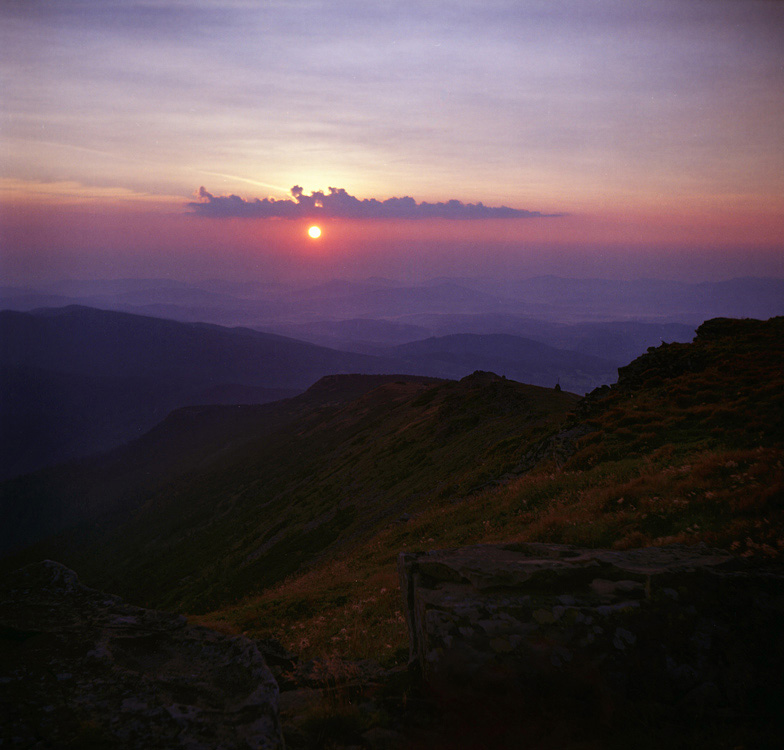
[197,171,290,196]
[32,140,291,196]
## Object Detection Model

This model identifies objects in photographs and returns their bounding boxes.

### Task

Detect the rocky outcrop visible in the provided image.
[0,560,283,749]
[399,543,784,744]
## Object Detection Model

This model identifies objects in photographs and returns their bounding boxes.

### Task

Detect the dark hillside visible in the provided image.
[2,373,579,613]
[0,374,442,554]
[571,316,784,463]
[0,306,405,477]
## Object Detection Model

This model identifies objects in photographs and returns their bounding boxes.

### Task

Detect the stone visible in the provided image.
[0,560,283,749]
[399,542,784,740]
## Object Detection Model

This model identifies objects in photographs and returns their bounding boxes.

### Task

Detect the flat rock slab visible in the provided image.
[0,560,283,749]
[399,543,784,742]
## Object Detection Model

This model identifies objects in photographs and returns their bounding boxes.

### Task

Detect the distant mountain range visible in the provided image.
[0,305,622,479]
[1,273,781,479]
[391,333,615,392]
[2,275,781,328]
[0,306,399,478]
[4,273,778,367]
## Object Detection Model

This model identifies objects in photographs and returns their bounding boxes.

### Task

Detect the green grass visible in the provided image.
[23,375,577,614]
[196,441,782,666]
[195,317,784,665]
[10,317,783,669]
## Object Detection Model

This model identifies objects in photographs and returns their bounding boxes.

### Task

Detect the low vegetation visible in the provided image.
[6,317,782,678]
[197,317,784,667]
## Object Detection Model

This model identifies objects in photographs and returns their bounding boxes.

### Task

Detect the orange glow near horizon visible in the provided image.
[1,194,782,286]
[3,194,783,250]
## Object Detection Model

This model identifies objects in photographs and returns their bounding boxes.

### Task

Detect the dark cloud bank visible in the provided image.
[189,186,560,220]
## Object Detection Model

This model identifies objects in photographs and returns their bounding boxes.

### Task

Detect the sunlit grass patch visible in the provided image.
[195,556,408,664]
[198,437,782,664]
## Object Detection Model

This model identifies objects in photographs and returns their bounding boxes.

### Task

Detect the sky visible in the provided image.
[1,0,783,284]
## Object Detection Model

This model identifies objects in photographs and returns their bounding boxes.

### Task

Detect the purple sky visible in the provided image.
[1,1,782,283]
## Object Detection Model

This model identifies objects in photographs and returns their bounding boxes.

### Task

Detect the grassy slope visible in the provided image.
[199,317,783,666]
[0,374,442,553]
[19,372,577,617]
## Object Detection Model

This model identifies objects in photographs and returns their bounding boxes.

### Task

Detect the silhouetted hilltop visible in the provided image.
[0,305,627,478]
[0,306,405,478]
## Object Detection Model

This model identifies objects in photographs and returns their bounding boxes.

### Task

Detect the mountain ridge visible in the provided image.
[1,317,781,675]
[1,371,580,612]
[0,305,620,478]
[0,306,408,478]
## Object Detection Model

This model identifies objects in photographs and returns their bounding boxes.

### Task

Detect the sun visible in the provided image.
[307,225,322,239]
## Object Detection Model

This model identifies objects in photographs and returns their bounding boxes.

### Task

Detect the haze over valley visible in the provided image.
[5,274,780,482]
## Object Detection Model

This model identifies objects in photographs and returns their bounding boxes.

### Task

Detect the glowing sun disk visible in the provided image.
[308,225,321,239]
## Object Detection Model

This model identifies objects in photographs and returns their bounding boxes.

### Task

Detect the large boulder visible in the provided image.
[399,543,784,746]
[0,560,283,749]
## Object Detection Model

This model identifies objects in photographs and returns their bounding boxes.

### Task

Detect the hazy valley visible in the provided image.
[7,274,775,481]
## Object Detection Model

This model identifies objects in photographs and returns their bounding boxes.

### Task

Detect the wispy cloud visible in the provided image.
[188,186,561,220]
[0,177,176,205]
